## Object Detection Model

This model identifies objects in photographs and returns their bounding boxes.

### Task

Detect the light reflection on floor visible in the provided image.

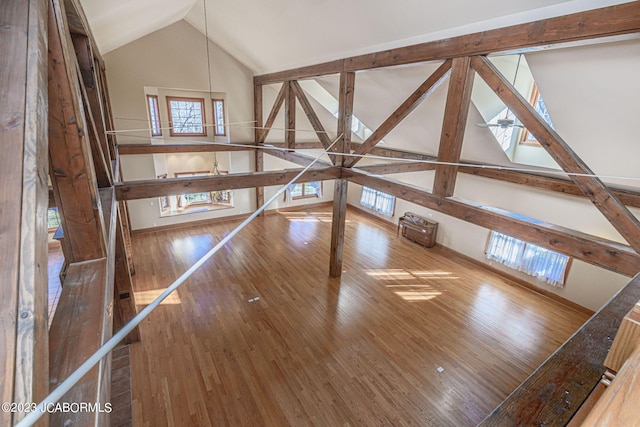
[135,288,182,306]
[365,268,458,302]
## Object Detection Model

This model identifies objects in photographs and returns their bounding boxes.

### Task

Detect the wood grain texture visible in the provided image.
[336,72,355,164]
[284,81,295,149]
[346,60,452,167]
[0,3,31,422]
[343,168,640,276]
[48,258,112,427]
[329,179,348,277]
[128,205,589,426]
[260,83,286,142]
[481,274,640,426]
[7,0,50,424]
[48,0,106,261]
[118,143,256,155]
[432,56,474,197]
[582,345,640,426]
[604,301,640,372]
[115,167,341,201]
[254,2,640,84]
[471,55,640,254]
[290,80,332,151]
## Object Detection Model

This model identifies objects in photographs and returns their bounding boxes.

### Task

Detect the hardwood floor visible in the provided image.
[128,205,589,426]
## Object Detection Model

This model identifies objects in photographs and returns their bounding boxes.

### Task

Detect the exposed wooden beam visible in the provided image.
[0,0,49,424]
[433,56,475,197]
[343,169,640,276]
[346,60,452,167]
[458,165,640,210]
[329,179,349,277]
[260,83,286,142]
[114,209,140,343]
[336,72,355,164]
[254,2,640,84]
[262,146,333,168]
[480,273,640,426]
[49,0,106,262]
[72,33,112,185]
[115,167,341,201]
[290,80,333,150]
[354,161,436,175]
[471,55,640,253]
[255,82,265,215]
[285,81,296,149]
[118,143,257,155]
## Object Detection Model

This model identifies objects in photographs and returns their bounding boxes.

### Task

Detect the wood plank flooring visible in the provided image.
[128,205,589,426]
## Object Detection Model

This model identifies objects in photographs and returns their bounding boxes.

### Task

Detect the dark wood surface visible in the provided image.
[260,82,286,142]
[480,273,640,426]
[433,56,474,197]
[284,81,296,149]
[49,0,106,262]
[128,205,590,426]
[336,72,355,164]
[290,80,333,150]
[115,167,341,200]
[118,143,257,155]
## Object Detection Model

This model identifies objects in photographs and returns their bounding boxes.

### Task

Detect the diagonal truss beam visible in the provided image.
[345,60,452,168]
[259,83,286,142]
[290,80,332,150]
[471,55,640,253]
[432,57,475,197]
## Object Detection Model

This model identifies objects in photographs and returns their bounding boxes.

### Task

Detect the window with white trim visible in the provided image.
[290,182,322,199]
[166,97,206,136]
[147,95,162,136]
[486,231,570,287]
[360,187,395,217]
[212,99,226,136]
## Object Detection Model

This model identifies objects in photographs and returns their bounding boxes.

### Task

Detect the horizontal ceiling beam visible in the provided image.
[115,167,341,201]
[118,141,640,209]
[342,168,640,276]
[118,143,257,155]
[254,2,640,84]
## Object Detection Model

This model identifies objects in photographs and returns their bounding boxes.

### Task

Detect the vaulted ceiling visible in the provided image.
[79,0,632,74]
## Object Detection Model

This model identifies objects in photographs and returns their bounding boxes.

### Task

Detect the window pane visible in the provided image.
[291,183,303,198]
[167,97,206,136]
[147,95,162,136]
[47,208,61,229]
[360,186,394,217]
[213,99,225,136]
[487,231,569,286]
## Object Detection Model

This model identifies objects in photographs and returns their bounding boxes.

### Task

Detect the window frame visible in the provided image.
[519,84,553,146]
[174,171,213,207]
[291,181,322,200]
[147,95,162,136]
[485,230,572,286]
[212,99,226,136]
[166,96,207,137]
[360,186,395,217]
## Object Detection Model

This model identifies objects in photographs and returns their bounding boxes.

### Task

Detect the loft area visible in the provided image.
[3,0,640,425]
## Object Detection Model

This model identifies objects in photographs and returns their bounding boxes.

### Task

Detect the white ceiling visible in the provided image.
[80,0,633,74]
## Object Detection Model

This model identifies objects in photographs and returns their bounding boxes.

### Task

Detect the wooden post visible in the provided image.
[49,0,106,262]
[336,72,355,165]
[329,179,349,277]
[433,56,474,197]
[254,82,265,215]
[329,71,355,277]
[0,0,49,424]
[285,81,296,149]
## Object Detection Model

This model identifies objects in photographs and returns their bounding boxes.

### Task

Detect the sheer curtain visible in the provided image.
[360,187,394,217]
[487,231,570,287]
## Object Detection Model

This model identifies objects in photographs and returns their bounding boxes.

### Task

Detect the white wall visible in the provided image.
[105,20,256,230]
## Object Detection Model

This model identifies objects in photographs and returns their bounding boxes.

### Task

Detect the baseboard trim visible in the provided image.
[435,244,594,316]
